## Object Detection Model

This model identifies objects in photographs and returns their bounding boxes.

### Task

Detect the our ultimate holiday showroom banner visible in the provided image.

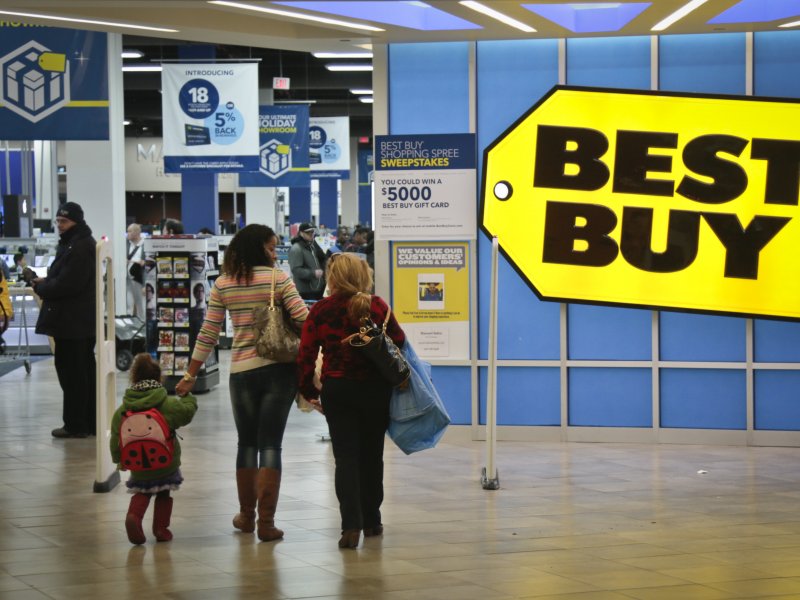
[161,63,259,173]
[374,133,476,240]
[309,116,350,179]
[239,104,310,187]
[392,241,470,360]
[0,24,108,139]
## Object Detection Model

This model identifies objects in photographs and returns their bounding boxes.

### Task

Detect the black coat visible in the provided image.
[34,222,97,339]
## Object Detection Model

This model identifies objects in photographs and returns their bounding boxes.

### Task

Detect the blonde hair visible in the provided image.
[326,253,374,322]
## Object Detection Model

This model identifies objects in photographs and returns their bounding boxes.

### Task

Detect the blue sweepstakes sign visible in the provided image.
[0,24,108,140]
[239,104,310,188]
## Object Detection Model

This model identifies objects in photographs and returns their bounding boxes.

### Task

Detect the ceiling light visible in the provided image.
[459,1,536,33]
[123,120,131,126]
[325,64,373,72]
[122,65,163,72]
[275,100,317,104]
[780,20,800,28]
[0,9,178,32]
[350,89,373,95]
[651,0,709,32]
[359,97,374,104]
[313,52,373,59]
[208,1,384,32]
[122,50,144,59]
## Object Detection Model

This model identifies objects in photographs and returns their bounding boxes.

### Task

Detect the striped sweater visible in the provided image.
[192,266,308,373]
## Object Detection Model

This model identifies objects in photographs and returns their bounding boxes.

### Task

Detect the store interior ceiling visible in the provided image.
[2,1,799,139]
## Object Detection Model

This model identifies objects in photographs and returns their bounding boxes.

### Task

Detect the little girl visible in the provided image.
[110,353,198,545]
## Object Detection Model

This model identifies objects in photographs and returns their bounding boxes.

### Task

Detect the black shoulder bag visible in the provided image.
[342,305,410,387]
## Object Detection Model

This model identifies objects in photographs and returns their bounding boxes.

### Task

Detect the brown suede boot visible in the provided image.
[232,468,257,533]
[152,492,173,542]
[256,468,284,542]
[125,493,151,545]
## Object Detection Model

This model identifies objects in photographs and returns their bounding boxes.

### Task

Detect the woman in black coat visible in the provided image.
[31,202,97,438]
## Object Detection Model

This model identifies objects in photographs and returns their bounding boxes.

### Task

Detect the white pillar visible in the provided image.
[341,137,359,228]
[33,141,58,222]
[65,33,127,313]
[245,187,277,229]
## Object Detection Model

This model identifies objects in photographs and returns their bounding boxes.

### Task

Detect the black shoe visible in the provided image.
[51,427,87,439]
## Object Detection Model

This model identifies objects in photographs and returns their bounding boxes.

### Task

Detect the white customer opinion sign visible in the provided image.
[374,134,476,240]
[161,63,259,173]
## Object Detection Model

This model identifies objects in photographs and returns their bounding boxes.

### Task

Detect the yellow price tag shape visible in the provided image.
[38,52,66,73]
[482,86,800,320]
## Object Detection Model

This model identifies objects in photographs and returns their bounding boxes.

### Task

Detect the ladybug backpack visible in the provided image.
[119,407,175,471]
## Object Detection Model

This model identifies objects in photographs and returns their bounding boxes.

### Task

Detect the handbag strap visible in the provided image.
[269,267,277,310]
[341,300,392,345]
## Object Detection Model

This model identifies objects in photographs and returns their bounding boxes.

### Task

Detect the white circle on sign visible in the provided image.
[494,181,512,200]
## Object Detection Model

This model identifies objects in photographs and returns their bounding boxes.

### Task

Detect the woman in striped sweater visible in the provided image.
[175,224,308,542]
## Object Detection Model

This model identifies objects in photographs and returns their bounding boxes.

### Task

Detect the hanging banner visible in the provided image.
[0,24,108,140]
[161,63,259,173]
[309,116,350,179]
[238,104,310,187]
[392,241,470,360]
[375,133,477,241]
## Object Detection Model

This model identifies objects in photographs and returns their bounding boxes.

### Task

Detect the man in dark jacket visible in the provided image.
[31,202,97,438]
[288,222,326,300]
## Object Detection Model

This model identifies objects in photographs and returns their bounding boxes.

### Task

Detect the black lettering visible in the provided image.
[613,130,677,197]
[751,138,800,206]
[534,125,609,191]
[542,201,618,267]
[677,135,748,204]
[620,207,700,272]
[703,213,790,279]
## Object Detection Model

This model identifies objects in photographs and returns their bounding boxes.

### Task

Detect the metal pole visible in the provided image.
[481,236,500,490]
[4,140,10,195]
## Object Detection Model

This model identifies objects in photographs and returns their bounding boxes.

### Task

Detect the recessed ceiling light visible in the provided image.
[359,97,374,104]
[651,0,709,32]
[208,1,384,32]
[122,65,163,72]
[780,19,800,28]
[459,1,536,33]
[275,100,318,104]
[350,89,373,95]
[325,64,373,72]
[123,120,131,126]
[313,52,373,59]
[0,9,178,32]
[122,50,144,59]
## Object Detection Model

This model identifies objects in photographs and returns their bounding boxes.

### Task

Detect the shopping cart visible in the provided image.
[2,286,34,374]
[113,315,146,371]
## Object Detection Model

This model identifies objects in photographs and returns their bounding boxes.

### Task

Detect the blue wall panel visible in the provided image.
[568,305,651,360]
[660,312,746,362]
[389,43,470,134]
[566,36,651,89]
[480,367,560,426]
[755,371,800,431]
[0,151,24,197]
[568,368,651,427]
[754,320,800,363]
[431,366,471,425]
[754,31,800,98]
[476,39,560,361]
[661,369,746,429]
[659,33,746,94]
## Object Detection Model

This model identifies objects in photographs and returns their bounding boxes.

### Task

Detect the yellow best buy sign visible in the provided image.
[481,85,800,320]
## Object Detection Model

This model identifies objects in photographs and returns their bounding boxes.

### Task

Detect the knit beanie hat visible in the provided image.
[57,202,84,224]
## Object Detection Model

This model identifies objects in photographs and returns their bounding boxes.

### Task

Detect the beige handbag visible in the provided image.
[252,268,300,362]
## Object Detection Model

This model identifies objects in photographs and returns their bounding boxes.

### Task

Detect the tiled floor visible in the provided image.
[2,354,800,599]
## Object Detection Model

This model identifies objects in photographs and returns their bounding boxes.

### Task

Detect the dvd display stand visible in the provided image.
[143,235,220,393]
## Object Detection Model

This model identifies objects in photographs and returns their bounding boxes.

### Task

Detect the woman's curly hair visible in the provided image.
[222,224,276,283]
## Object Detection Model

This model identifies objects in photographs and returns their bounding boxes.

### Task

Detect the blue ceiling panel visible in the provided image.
[709,0,800,24]
[522,2,651,33]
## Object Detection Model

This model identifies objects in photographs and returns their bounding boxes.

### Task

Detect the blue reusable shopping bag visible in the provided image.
[387,342,451,454]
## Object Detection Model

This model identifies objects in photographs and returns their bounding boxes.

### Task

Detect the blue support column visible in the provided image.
[179,45,218,234]
[318,178,338,230]
[290,186,311,225]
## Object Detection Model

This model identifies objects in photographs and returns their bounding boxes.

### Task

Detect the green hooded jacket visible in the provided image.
[110,385,198,482]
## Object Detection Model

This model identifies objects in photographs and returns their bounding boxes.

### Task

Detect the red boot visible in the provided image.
[153,492,174,542]
[125,493,151,545]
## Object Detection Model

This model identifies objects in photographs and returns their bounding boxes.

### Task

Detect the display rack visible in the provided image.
[144,235,220,393]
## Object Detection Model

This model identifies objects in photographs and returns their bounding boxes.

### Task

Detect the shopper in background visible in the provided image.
[12,253,26,278]
[0,269,12,354]
[163,219,184,235]
[110,353,197,545]
[175,224,308,542]
[343,227,369,253]
[288,222,326,301]
[126,223,146,319]
[297,253,406,549]
[31,202,97,438]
